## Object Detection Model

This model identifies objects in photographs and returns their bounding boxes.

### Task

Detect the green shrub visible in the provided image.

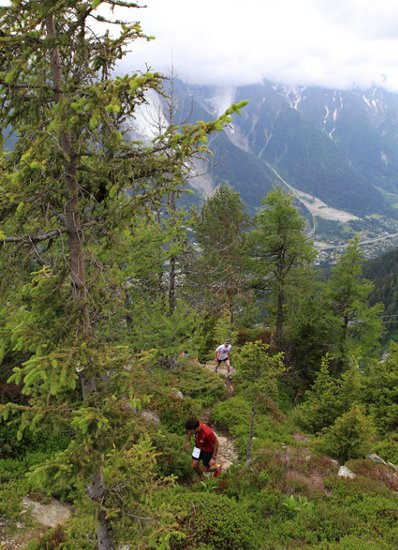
[373,433,398,464]
[0,420,70,458]
[58,509,97,549]
[316,535,392,549]
[313,406,376,463]
[153,431,194,482]
[151,393,201,433]
[165,490,259,549]
[0,478,27,520]
[170,363,225,406]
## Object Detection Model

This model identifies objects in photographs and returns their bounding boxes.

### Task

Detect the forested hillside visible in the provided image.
[365,248,398,340]
[1,2,397,549]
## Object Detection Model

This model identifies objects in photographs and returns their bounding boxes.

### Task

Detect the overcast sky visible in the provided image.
[119,0,398,91]
[2,0,398,91]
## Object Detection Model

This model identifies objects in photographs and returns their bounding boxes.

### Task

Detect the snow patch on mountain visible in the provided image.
[278,85,304,110]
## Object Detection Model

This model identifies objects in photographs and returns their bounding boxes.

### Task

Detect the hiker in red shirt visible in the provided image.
[185,418,222,480]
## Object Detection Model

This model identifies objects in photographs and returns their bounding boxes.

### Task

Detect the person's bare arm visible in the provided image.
[185,431,192,452]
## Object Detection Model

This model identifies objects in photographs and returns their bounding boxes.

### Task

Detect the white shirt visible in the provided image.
[216,344,232,360]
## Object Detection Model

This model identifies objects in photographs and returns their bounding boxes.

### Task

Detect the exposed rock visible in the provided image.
[367,453,388,466]
[338,466,356,479]
[141,410,160,424]
[21,497,71,528]
[170,388,184,400]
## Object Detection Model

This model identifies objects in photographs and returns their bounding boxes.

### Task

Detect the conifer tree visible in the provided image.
[250,187,315,351]
[362,343,398,433]
[188,185,250,323]
[314,405,376,463]
[327,236,384,372]
[235,341,284,461]
[0,2,245,547]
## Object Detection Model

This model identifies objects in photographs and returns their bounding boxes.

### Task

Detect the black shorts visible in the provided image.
[217,357,230,365]
[193,449,213,468]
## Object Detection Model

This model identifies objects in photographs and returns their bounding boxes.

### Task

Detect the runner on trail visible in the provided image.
[185,418,222,480]
[215,339,232,375]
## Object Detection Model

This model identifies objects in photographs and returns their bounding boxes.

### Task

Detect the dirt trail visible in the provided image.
[201,361,239,471]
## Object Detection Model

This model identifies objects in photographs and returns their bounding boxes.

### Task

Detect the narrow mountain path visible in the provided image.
[201,361,239,471]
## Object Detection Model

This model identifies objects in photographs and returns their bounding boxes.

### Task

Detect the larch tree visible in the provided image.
[250,187,316,352]
[187,185,250,323]
[234,341,284,461]
[0,1,246,547]
[327,236,384,372]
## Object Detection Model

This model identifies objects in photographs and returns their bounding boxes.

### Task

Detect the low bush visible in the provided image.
[373,433,398,464]
[346,458,398,491]
[153,431,194,482]
[165,490,259,549]
[170,363,225,406]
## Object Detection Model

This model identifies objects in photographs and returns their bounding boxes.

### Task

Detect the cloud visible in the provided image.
[2,0,398,91]
[120,0,398,91]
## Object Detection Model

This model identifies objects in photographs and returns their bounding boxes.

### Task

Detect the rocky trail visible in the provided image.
[201,361,239,471]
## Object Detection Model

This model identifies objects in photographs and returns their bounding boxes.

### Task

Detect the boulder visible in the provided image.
[367,453,388,466]
[338,466,356,479]
[141,410,160,424]
[21,496,71,528]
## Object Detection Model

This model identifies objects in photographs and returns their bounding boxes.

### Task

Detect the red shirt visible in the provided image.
[195,422,217,452]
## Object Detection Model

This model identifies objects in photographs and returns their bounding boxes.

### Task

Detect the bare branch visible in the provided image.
[0,79,57,91]
[1,228,67,245]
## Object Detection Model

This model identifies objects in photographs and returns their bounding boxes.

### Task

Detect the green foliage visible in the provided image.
[152,431,194,482]
[129,299,205,365]
[326,237,384,370]
[249,186,316,349]
[151,392,201,433]
[235,341,285,395]
[211,394,292,457]
[211,395,250,439]
[0,478,28,521]
[314,405,377,463]
[212,309,238,350]
[187,185,251,319]
[373,434,398,464]
[362,344,398,433]
[163,490,259,549]
[294,355,342,432]
[168,363,226,407]
[55,505,97,550]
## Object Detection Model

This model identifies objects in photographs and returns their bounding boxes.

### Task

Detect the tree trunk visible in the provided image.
[275,254,286,351]
[167,190,177,315]
[275,288,284,350]
[168,254,176,314]
[46,16,113,550]
[246,394,258,462]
